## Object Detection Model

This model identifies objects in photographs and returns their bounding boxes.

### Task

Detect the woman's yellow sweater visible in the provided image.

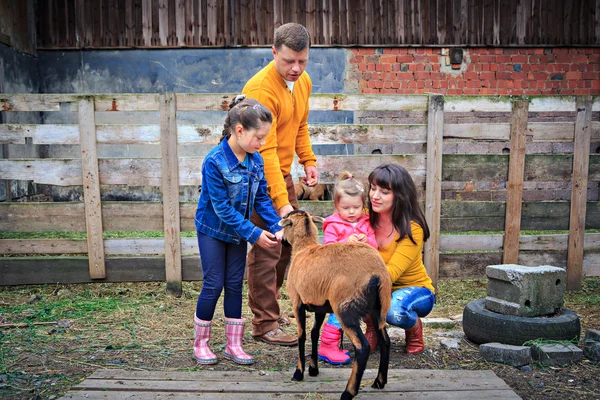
[377,221,435,293]
[243,61,317,211]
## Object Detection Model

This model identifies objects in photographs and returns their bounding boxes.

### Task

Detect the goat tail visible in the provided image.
[377,273,392,330]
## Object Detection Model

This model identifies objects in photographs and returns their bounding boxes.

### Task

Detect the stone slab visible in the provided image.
[531,343,584,366]
[583,329,600,361]
[480,343,532,367]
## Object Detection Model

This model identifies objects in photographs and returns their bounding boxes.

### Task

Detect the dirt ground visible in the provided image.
[0,278,599,399]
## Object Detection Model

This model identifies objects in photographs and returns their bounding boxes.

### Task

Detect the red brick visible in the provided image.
[367,63,376,71]
[479,55,495,62]
[464,72,478,80]
[556,55,574,63]
[533,72,549,80]
[397,55,413,63]
[534,48,544,54]
[553,48,569,54]
[572,55,588,62]
[490,63,498,71]
[363,89,379,94]
[451,64,461,70]
[566,71,582,79]
[415,63,426,71]
[447,89,463,95]
[496,55,511,63]
[511,55,528,63]
[381,89,396,94]
[414,71,431,80]
[397,72,413,79]
[480,72,495,80]
[463,88,480,94]
[380,55,397,63]
[358,63,367,72]
[496,72,511,80]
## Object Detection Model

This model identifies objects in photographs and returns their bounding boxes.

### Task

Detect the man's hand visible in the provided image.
[256,230,279,249]
[279,204,294,218]
[301,166,319,187]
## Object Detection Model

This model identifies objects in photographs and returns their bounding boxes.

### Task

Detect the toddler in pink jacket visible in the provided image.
[318,171,377,365]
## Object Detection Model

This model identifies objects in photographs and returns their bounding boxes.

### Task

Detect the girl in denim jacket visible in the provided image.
[193,95,283,365]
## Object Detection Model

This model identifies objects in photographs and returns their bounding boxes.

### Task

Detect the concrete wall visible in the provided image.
[37,48,347,94]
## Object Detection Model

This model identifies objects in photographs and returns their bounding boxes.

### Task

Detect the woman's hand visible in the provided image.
[256,230,279,249]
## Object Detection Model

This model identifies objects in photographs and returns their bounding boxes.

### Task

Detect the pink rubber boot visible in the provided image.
[318,323,351,365]
[193,316,218,364]
[224,317,255,365]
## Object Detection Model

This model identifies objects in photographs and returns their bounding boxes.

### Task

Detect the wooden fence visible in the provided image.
[0,93,599,294]
[35,0,600,49]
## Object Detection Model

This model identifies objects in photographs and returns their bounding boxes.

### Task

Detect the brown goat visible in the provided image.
[279,210,392,400]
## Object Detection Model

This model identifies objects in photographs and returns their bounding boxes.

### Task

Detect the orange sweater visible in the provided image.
[243,61,317,210]
[377,221,435,293]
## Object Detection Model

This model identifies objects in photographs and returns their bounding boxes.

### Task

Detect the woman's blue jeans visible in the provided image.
[195,232,248,321]
[386,286,435,329]
[325,286,434,330]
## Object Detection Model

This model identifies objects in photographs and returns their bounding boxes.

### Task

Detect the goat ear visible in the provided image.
[311,216,325,224]
[278,219,292,227]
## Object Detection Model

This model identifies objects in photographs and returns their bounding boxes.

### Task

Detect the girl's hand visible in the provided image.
[274,230,284,241]
[256,231,279,249]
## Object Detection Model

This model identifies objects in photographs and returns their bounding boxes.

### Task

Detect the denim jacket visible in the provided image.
[195,137,282,244]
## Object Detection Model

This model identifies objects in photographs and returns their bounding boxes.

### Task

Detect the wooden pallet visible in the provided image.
[59,368,522,399]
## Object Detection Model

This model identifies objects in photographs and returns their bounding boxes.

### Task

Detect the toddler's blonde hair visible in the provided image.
[333,171,366,206]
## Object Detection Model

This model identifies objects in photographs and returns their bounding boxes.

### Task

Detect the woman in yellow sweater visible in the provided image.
[366,163,435,354]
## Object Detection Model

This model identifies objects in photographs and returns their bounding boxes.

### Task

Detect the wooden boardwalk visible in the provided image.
[59,368,521,399]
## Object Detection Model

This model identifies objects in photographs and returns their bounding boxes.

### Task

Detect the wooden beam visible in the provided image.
[160,93,182,296]
[78,97,106,279]
[424,95,444,290]
[502,101,529,264]
[567,96,593,291]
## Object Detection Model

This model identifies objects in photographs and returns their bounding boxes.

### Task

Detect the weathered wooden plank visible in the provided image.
[2,251,598,286]
[58,390,520,399]
[2,201,599,234]
[0,124,428,146]
[529,96,576,113]
[0,256,198,285]
[424,95,444,289]
[443,154,600,182]
[567,96,593,290]
[503,101,529,263]
[78,98,106,279]
[70,371,513,392]
[445,97,512,112]
[160,93,182,295]
[141,0,152,46]
[0,238,195,255]
[83,368,507,382]
[0,94,160,112]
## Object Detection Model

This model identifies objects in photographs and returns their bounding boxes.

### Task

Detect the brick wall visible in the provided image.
[348,47,600,95]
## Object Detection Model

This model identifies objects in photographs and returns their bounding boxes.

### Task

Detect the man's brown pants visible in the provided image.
[247,174,298,337]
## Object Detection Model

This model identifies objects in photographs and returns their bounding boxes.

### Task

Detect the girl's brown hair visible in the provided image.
[220,95,272,142]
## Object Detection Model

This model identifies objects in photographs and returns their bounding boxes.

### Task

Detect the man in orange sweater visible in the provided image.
[243,23,318,346]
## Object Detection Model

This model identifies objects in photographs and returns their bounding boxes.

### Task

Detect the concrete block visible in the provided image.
[583,329,600,361]
[531,343,584,366]
[480,343,532,367]
[485,264,566,317]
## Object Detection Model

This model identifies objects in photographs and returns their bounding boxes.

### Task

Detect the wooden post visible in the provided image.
[502,101,529,264]
[78,97,106,279]
[424,95,443,290]
[567,96,592,291]
[0,56,10,203]
[160,93,182,296]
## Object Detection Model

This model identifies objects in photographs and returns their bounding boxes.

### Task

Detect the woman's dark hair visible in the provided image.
[220,95,273,142]
[368,163,430,244]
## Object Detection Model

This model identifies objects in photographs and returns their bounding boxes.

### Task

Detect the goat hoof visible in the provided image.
[292,369,304,381]
[308,365,319,377]
[340,390,354,400]
[371,379,385,389]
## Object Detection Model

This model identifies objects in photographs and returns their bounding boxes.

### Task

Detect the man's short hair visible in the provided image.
[274,23,310,52]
